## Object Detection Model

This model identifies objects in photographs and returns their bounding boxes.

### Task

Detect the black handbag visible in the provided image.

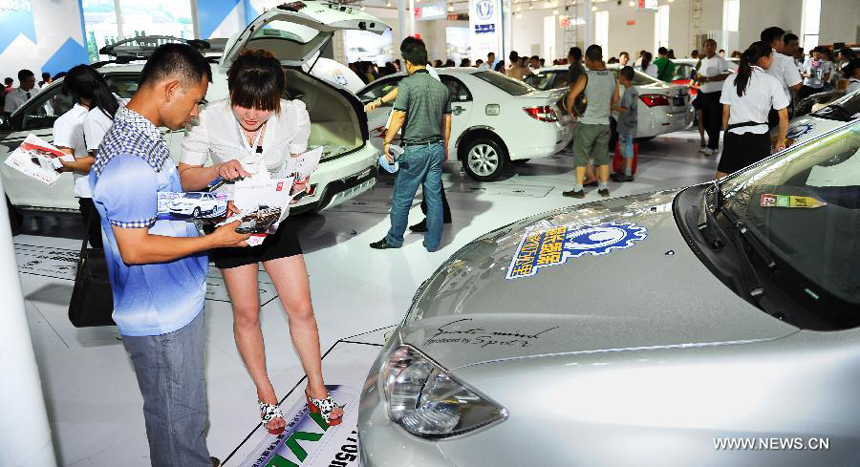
[68,207,115,327]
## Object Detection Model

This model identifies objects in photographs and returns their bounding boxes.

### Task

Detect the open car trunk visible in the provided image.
[281,67,366,160]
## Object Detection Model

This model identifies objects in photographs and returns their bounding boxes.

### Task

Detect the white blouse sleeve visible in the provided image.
[289,100,311,155]
[180,107,211,165]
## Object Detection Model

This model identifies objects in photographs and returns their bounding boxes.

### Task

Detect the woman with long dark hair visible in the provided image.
[178,50,343,434]
[716,41,788,179]
[55,64,121,247]
[640,52,658,78]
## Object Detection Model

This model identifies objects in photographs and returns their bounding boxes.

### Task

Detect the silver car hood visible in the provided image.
[400,189,798,370]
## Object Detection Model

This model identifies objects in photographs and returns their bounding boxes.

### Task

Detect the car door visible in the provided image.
[0,82,78,210]
[356,75,404,151]
[440,75,474,156]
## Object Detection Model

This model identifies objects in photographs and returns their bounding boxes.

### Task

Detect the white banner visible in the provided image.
[469,0,503,63]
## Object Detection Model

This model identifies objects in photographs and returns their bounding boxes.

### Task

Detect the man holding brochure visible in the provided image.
[89,44,249,467]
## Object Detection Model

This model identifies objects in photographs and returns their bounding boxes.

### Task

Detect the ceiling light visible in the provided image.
[628,0,634,5]
[448,5,453,10]
[591,5,597,11]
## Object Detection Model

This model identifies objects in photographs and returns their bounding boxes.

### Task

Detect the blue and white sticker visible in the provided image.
[787,121,815,140]
[506,222,648,280]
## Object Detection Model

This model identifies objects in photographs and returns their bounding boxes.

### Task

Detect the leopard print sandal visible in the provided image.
[305,390,344,426]
[259,400,286,435]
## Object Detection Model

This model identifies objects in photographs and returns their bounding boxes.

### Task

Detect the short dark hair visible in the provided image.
[509,51,519,61]
[488,52,495,58]
[658,47,668,55]
[476,59,484,65]
[619,66,635,81]
[402,44,428,66]
[227,49,285,113]
[41,72,50,81]
[569,47,582,61]
[784,33,799,44]
[4,77,12,85]
[400,36,425,53]
[619,51,629,58]
[17,69,34,82]
[760,26,785,44]
[138,43,212,89]
[530,55,539,61]
[585,44,603,62]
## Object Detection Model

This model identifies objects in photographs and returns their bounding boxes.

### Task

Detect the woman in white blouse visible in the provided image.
[178,50,343,433]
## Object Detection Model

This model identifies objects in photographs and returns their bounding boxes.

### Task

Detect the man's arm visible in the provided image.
[383,110,406,163]
[565,74,587,115]
[111,221,248,265]
[611,79,620,107]
[365,88,398,113]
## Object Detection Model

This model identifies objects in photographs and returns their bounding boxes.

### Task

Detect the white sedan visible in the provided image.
[0,2,384,214]
[771,89,860,148]
[526,64,694,139]
[358,68,573,181]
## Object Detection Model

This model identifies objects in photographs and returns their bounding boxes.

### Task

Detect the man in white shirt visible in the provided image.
[3,69,39,114]
[761,27,802,125]
[478,52,494,70]
[695,39,731,156]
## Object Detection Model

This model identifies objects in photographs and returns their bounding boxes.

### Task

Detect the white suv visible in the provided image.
[0,1,385,215]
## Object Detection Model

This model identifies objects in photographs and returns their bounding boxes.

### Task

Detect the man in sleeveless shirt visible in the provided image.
[563,44,619,198]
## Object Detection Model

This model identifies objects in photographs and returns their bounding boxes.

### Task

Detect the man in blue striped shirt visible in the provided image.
[90,44,248,467]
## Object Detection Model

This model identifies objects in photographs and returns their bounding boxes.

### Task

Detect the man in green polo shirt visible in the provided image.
[370,41,452,252]
[654,47,676,82]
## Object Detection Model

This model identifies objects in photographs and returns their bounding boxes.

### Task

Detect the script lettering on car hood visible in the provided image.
[425,318,559,348]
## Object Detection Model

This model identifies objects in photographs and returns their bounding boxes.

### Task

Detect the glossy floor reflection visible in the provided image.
[18,130,716,466]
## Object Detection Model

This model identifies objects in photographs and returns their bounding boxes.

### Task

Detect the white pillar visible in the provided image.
[583,0,592,48]
[398,0,408,43]
[0,178,57,467]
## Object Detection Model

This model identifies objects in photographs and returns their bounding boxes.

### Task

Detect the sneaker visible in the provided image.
[698,146,709,154]
[562,189,585,198]
[370,238,399,249]
[598,188,610,198]
[611,173,634,182]
[704,148,719,157]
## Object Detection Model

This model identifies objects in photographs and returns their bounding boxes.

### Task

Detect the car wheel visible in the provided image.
[462,137,507,182]
[511,158,530,166]
[192,207,201,217]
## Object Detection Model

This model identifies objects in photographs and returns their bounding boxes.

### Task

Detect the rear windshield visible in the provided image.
[474,71,532,96]
[611,68,661,86]
[810,91,860,122]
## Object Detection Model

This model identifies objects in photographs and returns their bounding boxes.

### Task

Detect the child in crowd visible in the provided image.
[612,66,639,182]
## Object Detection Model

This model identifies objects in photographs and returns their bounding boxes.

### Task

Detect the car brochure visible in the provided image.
[284,146,324,185]
[157,191,229,220]
[217,175,295,247]
[4,134,74,186]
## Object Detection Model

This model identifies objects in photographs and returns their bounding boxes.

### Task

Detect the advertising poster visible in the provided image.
[469,0,502,63]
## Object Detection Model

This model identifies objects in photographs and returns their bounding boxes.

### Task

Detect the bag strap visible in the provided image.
[79,202,94,254]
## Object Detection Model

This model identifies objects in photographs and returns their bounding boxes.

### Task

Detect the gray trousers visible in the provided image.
[122,312,212,467]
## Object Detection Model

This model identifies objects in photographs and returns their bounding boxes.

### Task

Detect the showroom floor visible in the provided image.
[17,129,717,466]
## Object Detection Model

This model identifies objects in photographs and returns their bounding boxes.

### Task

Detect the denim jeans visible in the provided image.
[385,142,444,251]
[122,311,212,467]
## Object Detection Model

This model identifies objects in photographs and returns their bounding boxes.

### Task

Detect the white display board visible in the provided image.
[469,0,503,63]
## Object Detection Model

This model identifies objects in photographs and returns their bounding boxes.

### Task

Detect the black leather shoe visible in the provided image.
[598,188,611,198]
[409,219,428,232]
[562,189,585,198]
[370,238,399,249]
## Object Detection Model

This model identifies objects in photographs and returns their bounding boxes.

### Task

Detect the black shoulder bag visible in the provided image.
[68,205,115,327]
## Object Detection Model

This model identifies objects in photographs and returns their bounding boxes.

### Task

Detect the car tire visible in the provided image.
[192,207,201,217]
[462,137,507,182]
[511,158,530,166]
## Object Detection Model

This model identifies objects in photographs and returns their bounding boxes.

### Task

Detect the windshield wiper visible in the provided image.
[697,182,725,249]
[720,208,778,303]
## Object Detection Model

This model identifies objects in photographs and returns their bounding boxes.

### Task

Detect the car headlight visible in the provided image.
[379,345,507,438]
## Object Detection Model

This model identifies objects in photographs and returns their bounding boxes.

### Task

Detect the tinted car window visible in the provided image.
[810,90,860,122]
[104,74,140,99]
[474,71,532,96]
[18,83,72,131]
[358,77,402,104]
[440,76,472,102]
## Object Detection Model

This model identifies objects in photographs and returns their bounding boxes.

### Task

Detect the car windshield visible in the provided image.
[810,90,860,122]
[525,71,557,90]
[183,193,202,199]
[718,120,860,326]
[474,71,533,95]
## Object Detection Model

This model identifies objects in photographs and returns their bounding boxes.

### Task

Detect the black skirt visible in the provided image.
[212,218,303,269]
[717,131,772,175]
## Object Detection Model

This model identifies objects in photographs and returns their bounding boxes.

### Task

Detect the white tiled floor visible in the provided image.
[18,130,717,466]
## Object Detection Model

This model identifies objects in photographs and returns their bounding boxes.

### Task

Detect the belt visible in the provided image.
[727,121,767,131]
[403,140,443,147]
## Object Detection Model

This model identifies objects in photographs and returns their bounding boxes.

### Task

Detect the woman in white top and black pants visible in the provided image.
[717,41,789,179]
[179,50,344,433]
[53,65,121,248]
